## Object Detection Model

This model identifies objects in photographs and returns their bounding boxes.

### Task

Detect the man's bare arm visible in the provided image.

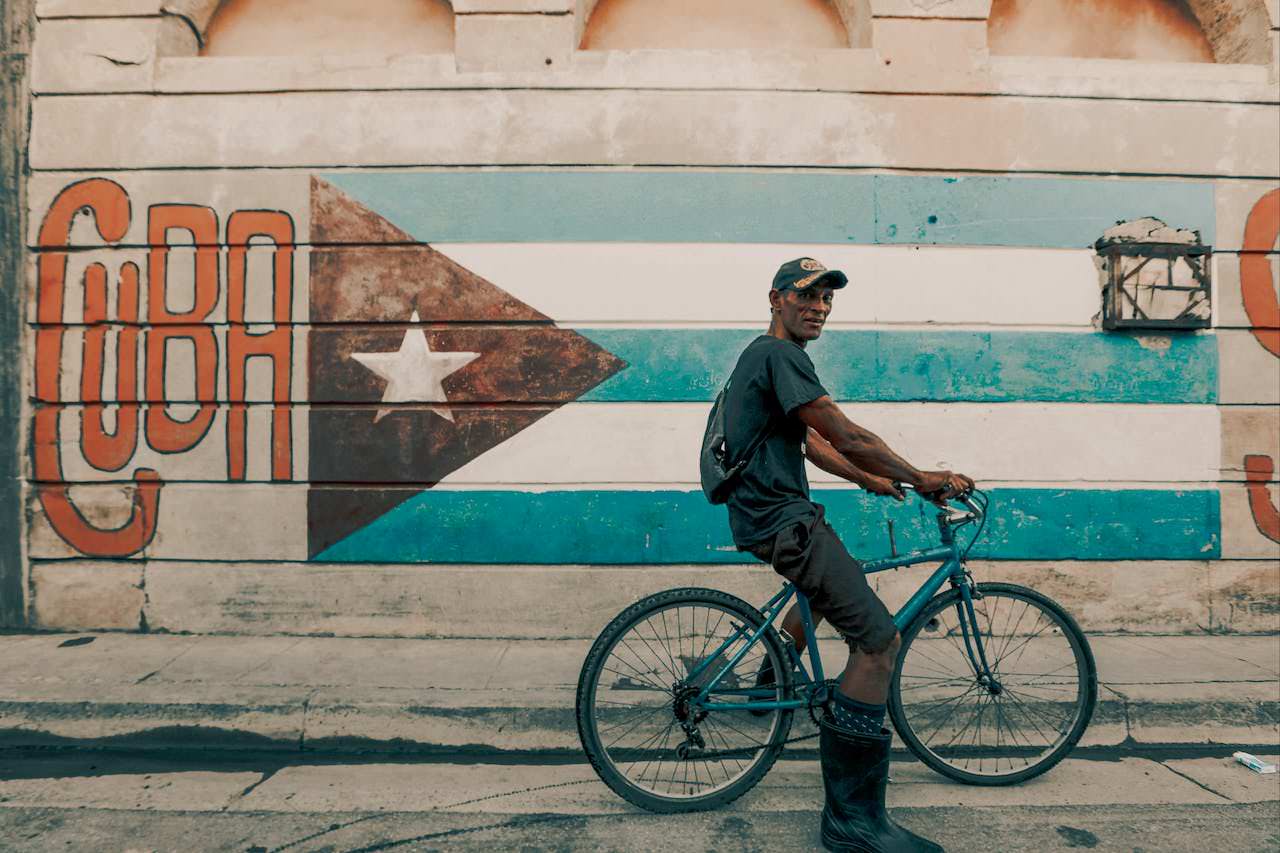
[804,429,903,499]
[796,396,973,498]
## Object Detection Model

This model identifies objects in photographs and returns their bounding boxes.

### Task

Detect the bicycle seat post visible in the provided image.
[794,590,825,684]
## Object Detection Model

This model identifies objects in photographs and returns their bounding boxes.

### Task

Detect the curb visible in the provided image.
[1,692,1275,756]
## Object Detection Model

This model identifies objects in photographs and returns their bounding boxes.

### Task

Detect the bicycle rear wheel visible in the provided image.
[888,581,1097,786]
[575,587,794,813]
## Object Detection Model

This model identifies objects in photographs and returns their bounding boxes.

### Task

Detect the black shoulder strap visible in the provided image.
[726,377,778,470]
[732,418,777,469]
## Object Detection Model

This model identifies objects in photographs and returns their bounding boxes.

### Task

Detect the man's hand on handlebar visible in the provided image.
[857,472,906,501]
[915,470,976,506]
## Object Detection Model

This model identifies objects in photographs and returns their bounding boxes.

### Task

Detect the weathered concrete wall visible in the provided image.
[1,0,35,628]
[16,0,1280,636]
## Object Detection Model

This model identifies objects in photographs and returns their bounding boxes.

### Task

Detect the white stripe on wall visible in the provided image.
[440,402,1221,486]
[433,243,1100,328]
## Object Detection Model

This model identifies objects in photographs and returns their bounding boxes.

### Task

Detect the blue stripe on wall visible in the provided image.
[578,329,1218,404]
[321,172,1215,248]
[873,176,1216,247]
[312,488,1221,564]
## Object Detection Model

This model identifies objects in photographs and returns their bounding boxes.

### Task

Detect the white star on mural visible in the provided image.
[350,311,480,423]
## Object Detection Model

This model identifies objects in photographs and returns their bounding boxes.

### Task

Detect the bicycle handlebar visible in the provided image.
[893,482,984,517]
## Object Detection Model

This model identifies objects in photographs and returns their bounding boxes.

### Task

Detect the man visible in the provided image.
[722,257,973,853]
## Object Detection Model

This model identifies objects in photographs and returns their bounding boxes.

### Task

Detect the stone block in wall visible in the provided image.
[32,17,161,94]
[1218,329,1280,404]
[951,561,1214,636]
[455,13,574,73]
[28,90,1280,172]
[871,17,988,69]
[1207,559,1280,632]
[36,0,159,16]
[1220,482,1280,559]
[454,0,573,11]
[30,562,144,631]
[26,169,311,248]
[45,559,1280,637]
[1220,406,1280,481]
[1215,251,1278,330]
[1215,180,1280,252]
[1270,27,1279,82]
[26,483,309,562]
[36,1,219,36]
[869,0,991,18]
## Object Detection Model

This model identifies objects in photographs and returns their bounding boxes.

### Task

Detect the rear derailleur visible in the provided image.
[672,683,708,759]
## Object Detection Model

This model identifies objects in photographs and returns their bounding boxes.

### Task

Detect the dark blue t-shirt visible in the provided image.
[724,335,829,547]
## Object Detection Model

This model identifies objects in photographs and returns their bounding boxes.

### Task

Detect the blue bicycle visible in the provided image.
[575,487,1098,813]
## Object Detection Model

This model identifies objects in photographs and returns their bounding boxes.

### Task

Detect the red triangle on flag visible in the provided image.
[306,178,626,557]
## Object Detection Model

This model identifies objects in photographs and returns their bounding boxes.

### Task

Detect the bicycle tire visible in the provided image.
[888,581,1097,786]
[576,587,794,813]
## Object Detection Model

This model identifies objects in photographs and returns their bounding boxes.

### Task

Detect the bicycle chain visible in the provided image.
[674,678,830,760]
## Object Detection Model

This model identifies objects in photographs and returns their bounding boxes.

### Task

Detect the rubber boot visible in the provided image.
[819,715,944,853]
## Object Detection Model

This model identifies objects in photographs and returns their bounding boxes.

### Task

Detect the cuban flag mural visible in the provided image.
[305,171,1224,565]
[27,171,1279,572]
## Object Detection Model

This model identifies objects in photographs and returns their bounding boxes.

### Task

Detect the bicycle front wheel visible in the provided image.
[575,587,794,813]
[888,581,1097,786]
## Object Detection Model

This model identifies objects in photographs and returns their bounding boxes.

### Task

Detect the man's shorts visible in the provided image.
[742,505,898,655]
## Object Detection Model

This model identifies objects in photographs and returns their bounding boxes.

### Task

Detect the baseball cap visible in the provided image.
[771,257,848,293]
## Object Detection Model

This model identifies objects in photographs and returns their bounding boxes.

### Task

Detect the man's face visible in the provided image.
[771,284,835,343]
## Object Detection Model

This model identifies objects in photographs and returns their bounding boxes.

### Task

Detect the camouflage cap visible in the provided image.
[771,257,848,292]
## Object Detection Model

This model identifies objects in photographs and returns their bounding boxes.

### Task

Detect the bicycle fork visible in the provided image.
[952,576,1003,696]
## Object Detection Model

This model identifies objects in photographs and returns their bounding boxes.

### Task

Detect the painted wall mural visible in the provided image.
[34,177,298,557]
[27,171,1279,567]
[1236,188,1280,544]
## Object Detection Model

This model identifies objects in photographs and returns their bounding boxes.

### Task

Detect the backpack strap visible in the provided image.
[725,378,778,473]
[730,417,777,471]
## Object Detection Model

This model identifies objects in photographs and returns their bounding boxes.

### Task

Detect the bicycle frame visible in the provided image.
[687,504,992,713]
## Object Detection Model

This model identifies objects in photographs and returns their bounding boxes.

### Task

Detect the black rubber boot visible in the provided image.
[818,715,944,852]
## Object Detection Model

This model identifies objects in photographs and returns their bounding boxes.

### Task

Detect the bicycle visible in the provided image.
[575,486,1098,813]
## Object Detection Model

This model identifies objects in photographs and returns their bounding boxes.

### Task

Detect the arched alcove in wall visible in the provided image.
[199,0,455,57]
[989,0,1273,64]
[580,0,856,50]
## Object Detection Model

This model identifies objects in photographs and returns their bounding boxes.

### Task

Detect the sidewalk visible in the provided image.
[1,632,1276,754]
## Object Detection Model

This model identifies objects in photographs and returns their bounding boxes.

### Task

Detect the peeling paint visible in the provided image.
[1136,335,1173,352]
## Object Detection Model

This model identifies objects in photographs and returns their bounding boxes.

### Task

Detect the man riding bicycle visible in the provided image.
[722,257,974,853]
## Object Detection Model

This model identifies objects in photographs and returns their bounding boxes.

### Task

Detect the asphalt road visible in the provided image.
[0,749,1277,852]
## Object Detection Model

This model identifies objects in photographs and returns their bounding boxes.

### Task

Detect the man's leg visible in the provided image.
[775,586,901,735]
[777,604,900,705]
[753,603,821,714]
[779,602,822,652]
[838,632,901,703]
[793,523,941,851]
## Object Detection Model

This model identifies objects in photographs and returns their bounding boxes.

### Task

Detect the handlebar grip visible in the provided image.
[893,481,981,510]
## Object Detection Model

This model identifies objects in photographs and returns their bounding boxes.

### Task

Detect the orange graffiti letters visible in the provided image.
[1243,455,1280,544]
[226,210,295,481]
[35,179,162,557]
[1239,188,1280,358]
[34,181,298,557]
[145,204,220,454]
[80,261,141,472]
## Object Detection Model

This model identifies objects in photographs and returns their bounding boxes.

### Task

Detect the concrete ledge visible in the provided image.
[29,560,1280,638]
[0,632,1274,755]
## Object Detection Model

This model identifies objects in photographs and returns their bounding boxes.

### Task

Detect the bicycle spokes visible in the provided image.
[893,584,1095,782]
[587,600,791,800]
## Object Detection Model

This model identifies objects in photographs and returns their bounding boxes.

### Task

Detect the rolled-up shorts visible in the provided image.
[742,504,898,655]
